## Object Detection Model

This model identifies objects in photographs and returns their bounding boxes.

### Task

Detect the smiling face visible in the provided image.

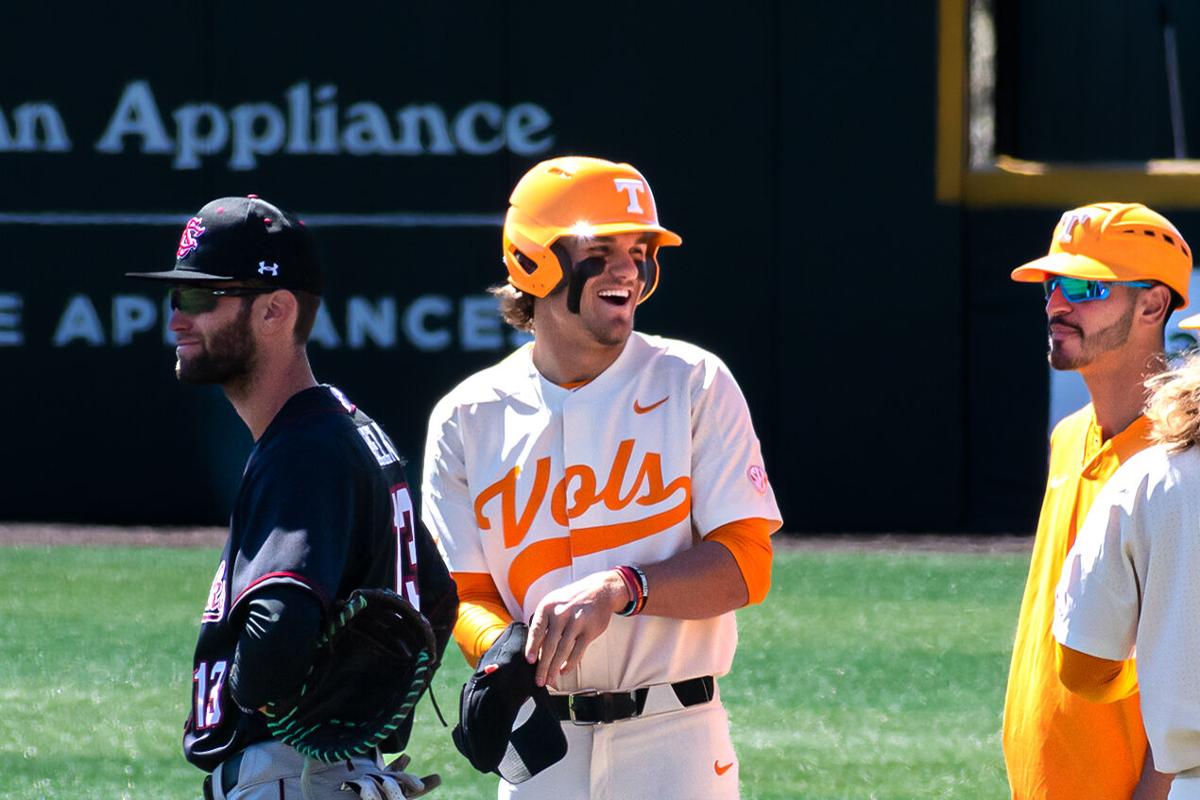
[168,284,258,386]
[537,232,652,349]
[1045,281,1140,371]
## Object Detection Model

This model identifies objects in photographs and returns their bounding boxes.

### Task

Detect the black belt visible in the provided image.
[548,676,714,724]
[201,750,243,800]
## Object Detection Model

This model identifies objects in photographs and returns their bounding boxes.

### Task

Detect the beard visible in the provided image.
[176,301,256,386]
[582,311,635,347]
[1048,302,1135,371]
[578,290,638,348]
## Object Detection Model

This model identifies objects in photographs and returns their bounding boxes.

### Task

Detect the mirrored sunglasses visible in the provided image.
[168,286,276,314]
[1042,276,1153,303]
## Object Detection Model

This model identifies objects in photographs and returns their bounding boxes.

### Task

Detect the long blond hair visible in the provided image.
[1147,350,1200,451]
[489,283,535,333]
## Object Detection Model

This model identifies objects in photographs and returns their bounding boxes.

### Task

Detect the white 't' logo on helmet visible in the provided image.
[613,179,646,214]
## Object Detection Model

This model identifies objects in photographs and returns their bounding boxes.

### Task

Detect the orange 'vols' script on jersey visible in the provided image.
[473,440,691,605]
[422,332,781,694]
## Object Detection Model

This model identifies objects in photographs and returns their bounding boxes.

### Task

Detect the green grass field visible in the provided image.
[0,545,1028,800]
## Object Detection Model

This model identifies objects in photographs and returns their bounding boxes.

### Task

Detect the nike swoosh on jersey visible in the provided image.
[634,396,669,414]
[714,760,734,776]
[1049,475,1068,489]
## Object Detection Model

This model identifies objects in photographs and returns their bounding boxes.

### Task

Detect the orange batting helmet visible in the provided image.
[502,156,682,303]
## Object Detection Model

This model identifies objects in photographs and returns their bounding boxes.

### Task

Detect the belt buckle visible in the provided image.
[567,690,601,726]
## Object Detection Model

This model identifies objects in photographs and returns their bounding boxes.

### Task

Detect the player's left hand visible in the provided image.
[525,569,629,687]
[340,754,440,799]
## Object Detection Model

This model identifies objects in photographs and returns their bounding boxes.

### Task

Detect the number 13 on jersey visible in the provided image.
[192,660,227,730]
[391,483,419,610]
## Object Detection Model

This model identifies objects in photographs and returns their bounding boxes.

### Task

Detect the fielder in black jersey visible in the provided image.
[186,384,452,767]
[128,195,456,799]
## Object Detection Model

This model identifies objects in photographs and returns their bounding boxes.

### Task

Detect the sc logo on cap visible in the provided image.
[177,217,206,259]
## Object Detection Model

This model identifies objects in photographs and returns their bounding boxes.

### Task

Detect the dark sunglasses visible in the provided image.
[168,286,276,314]
[1042,276,1153,303]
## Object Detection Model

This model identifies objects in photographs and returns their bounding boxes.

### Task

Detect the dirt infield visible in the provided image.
[0,523,1033,553]
[0,523,228,548]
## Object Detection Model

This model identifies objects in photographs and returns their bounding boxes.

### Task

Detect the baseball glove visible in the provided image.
[264,588,439,764]
[452,622,567,783]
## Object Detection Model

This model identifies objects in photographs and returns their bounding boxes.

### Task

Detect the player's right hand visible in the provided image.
[524,569,630,687]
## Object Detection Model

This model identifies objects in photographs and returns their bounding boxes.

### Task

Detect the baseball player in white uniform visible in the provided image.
[1054,350,1200,800]
[422,156,782,800]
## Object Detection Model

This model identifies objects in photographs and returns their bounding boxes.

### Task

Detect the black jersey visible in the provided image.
[183,385,457,772]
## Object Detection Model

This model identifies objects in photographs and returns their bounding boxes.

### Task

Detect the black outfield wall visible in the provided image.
[3,2,1144,533]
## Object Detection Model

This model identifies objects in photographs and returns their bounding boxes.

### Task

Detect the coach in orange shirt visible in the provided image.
[1003,202,1192,799]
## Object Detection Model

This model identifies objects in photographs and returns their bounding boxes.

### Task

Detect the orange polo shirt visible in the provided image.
[1056,645,1139,705]
[1003,405,1151,799]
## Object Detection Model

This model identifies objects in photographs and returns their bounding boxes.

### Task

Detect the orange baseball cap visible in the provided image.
[1011,202,1193,309]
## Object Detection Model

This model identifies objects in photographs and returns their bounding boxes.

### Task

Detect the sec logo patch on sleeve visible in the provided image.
[747,465,769,495]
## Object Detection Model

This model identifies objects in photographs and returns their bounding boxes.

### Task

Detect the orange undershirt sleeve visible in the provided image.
[1055,642,1139,704]
[703,517,777,606]
[451,571,513,668]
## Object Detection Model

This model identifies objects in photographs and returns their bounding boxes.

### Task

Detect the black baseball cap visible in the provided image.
[126,195,323,295]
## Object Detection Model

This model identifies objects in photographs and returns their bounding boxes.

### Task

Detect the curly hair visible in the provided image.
[489,283,535,333]
[1147,350,1200,451]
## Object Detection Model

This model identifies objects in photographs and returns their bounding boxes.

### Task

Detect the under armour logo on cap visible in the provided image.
[258,261,279,276]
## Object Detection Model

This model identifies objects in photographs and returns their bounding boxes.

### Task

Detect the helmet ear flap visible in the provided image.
[638,245,662,304]
[503,223,564,298]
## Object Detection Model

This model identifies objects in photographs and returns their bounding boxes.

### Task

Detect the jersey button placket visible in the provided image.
[560,393,585,581]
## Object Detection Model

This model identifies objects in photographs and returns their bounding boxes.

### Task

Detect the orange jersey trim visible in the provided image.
[1056,642,1139,705]
[704,517,777,605]
[450,571,513,668]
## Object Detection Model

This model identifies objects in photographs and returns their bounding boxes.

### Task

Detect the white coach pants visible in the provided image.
[498,698,739,800]
[1171,770,1200,800]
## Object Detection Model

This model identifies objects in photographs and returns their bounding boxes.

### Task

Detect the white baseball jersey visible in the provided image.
[1053,443,1200,775]
[422,331,782,693]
